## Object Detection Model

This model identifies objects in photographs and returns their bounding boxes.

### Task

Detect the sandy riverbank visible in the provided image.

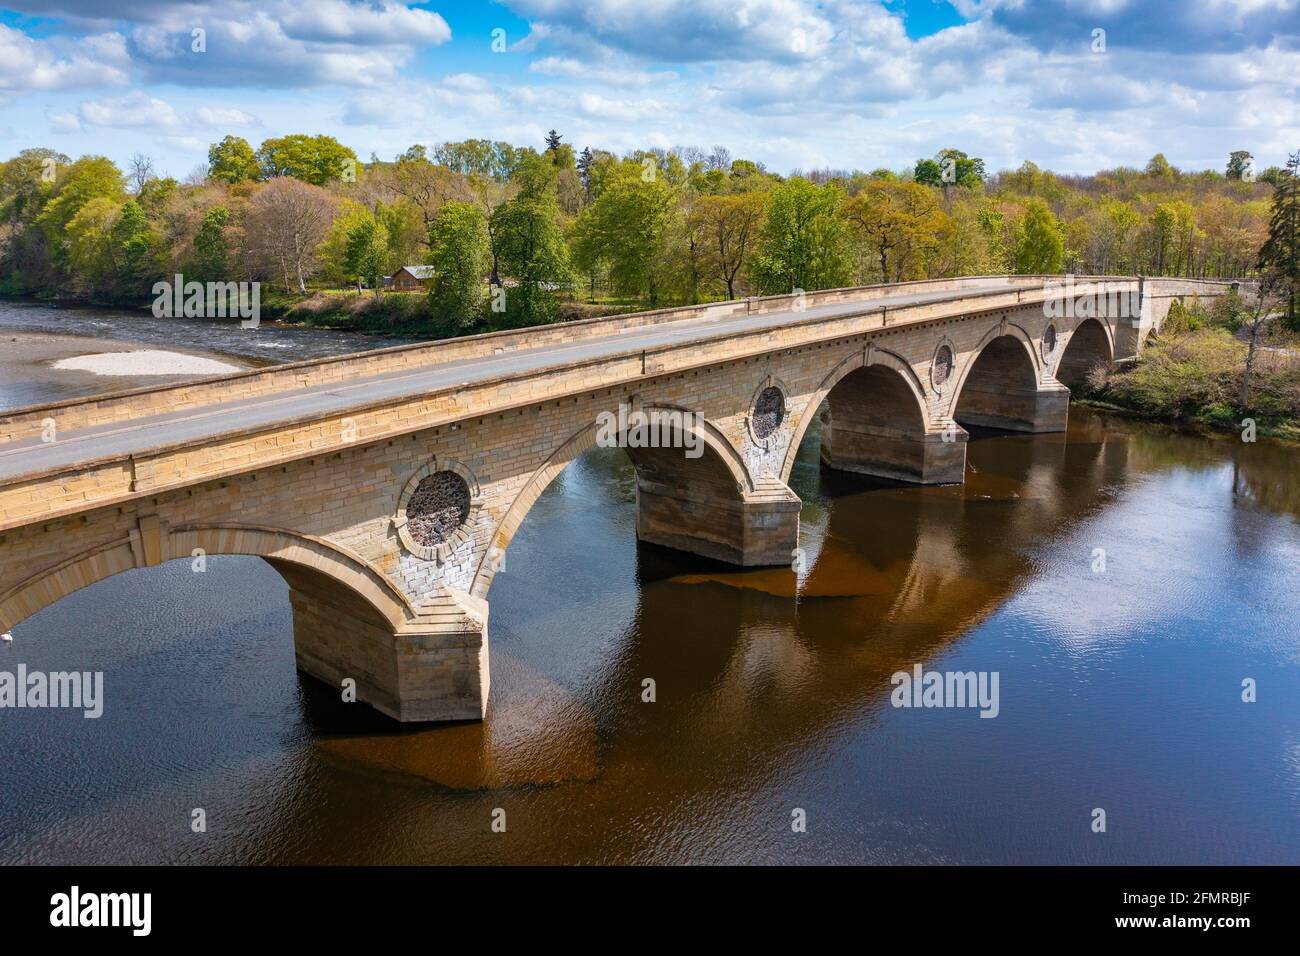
[1,330,251,410]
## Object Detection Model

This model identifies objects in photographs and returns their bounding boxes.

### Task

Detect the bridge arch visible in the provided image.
[472,406,768,598]
[0,524,416,634]
[780,346,931,485]
[951,325,1067,433]
[1055,317,1114,387]
[950,323,1042,404]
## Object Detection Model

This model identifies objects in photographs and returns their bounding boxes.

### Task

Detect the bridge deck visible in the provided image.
[0,282,1020,484]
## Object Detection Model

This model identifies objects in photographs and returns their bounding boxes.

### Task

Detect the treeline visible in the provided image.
[0,132,1288,336]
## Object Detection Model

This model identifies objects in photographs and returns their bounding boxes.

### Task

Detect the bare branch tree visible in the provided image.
[1239,273,1289,411]
[127,153,155,194]
[244,178,338,294]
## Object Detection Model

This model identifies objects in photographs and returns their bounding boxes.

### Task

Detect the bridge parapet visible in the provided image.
[0,281,1137,533]
[1123,277,1237,358]
[0,275,1063,445]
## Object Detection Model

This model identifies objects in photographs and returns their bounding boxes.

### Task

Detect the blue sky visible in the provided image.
[1,1,1297,179]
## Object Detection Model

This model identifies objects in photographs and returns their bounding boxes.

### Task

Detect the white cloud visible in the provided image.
[531,55,678,87]
[0,1,453,89]
[504,0,838,62]
[194,106,259,127]
[47,111,83,133]
[127,12,423,88]
[341,90,412,128]
[4,0,1298,178]
[0,24,129,96]
[443,73,494,93]
[78,93,182,129]
[574,92,666,121]
[273,0,451,45]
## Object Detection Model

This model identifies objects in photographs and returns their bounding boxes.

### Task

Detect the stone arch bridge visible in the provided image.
[0,275,1231,721]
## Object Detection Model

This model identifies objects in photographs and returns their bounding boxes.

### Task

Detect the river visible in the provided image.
[1,299,1298,865]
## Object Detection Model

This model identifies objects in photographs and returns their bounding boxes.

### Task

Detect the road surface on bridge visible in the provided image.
[0,279,1021,483]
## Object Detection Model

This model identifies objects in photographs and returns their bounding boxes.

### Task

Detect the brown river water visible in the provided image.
[1,300,1298,864]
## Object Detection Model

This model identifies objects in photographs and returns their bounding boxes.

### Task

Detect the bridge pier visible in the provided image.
[636,478,801,566]
[955,380,1070,433]
[821,411,969,484]
[279,562,488,722]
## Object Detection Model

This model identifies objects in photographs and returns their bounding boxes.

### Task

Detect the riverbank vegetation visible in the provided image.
[2,134,1294,339]
[1081,292,1300,439]
[1079,152,1300,438]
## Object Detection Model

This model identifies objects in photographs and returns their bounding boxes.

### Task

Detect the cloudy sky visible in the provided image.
[1,0,1297,179]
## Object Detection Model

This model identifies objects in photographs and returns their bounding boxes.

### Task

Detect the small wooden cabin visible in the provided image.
[391,265,437,290]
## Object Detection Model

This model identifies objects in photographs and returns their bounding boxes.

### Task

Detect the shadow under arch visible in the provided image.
[780,346,931,485]
[950,323,1042,397]
[951,328,1065,433]
[472,407,766,599]
[1056,317,1114,387]
[0,523,416,635]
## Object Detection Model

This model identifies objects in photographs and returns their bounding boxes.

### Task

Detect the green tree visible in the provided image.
[1145,153,1175,179]
[914,158,943,187]
[543,129,575,170]
[1226,150,1254,182]
[580,149,619,202]
[929,199,1006,278]
[1013,199,1064,274]
[61,196,156,299]
[343,214,390,296]
[576,147,596,200]
[375,199,426,273]
[427,201,489,331]
[110,200,158,291]
[690,191,766,299]
[136,176,177,218]
[569,159,677,305]
[256,134,358,186]
[844,180,948,282]
[318,201,369,286]
[1083,197,1143,273]
[208,136,260,184]
[37,156,124,270]
[1151,203,1177,274]
[749,178,851,293]
[490,155,573,324]
[1175,202,1200,276]
[398,144,429,164]
[1257,151,1300,328]
[192,207,231,279]
[65,196,120,294]
[915,149,985,189]
[433,139,525,183]
[0,148,68,228]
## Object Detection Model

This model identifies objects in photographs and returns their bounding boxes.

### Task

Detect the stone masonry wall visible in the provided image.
[0,279,1230,631]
